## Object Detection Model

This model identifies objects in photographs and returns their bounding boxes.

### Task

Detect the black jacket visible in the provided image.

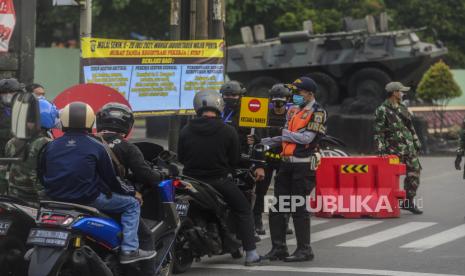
[178,117,240,179]
[99,133,163,186]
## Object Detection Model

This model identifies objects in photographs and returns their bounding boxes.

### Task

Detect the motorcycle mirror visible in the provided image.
[10,92,40,139]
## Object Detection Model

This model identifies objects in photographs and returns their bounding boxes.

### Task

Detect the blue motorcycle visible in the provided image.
[25,178,184,276]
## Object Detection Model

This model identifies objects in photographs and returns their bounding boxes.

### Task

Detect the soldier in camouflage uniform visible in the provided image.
[0,78,26,195]
[454,121,465,173]
[5,97,58,203]
[374,81,423,215]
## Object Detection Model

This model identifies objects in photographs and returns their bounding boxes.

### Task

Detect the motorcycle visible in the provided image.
[171,136,347,274]
[0,92,45,276]
[0,195,37,276]
[25,142,187,276]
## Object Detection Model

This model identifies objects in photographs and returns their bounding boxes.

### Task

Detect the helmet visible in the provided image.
[39,98,59,129]
[60,102,95,130]
[269,83,291,101]
[193,91,225,116]
[219,80,246,96]
[96,102,134,136]
[0,78,25,94]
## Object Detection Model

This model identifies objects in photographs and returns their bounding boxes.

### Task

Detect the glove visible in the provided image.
[455,155,462,170]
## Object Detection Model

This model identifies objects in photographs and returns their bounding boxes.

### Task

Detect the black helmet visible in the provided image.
[0,78,25,94]
[193,91,224,116]
[96,102,134,136]
[269,83,291,101]
[219,80,246,96]
[60,102,95,131]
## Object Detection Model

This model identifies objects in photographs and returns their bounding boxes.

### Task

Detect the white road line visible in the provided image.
[311,219,330,227]
[401,224,465,252]
[258,219,329,241]
[192,264,465,276]
[288,221,382,245]
[338,222,437,248]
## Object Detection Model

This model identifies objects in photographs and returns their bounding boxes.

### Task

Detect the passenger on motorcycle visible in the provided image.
[95,102,165,276]
[38,101,156,264]
[177,91,263,266]
[5,97,58,204]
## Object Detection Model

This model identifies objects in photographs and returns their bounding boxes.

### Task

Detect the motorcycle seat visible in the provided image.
[39,200,110,219]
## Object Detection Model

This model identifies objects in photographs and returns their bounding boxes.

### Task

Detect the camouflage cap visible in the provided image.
[385,82,410,93]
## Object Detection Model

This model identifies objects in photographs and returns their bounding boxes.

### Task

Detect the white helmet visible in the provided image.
[60,101,95,130]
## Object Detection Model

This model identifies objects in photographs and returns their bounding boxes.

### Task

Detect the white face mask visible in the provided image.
[1,93,14,105]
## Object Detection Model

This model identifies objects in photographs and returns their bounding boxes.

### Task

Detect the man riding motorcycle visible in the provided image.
[39,101,156,264]
[95,102,165,276]
[0,78,26,195]
[5,97,58,204]
[177,91,263,266]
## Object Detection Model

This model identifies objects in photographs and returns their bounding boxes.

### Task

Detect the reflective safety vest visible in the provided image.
[282,107,314,157]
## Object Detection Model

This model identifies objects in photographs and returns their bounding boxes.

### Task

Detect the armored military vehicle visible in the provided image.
[226,13,447,105]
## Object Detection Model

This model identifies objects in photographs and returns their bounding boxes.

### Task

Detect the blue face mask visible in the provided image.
[292,95,305,106]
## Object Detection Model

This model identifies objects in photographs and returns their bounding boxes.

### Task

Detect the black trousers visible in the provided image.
[197,176,257,251]
[254,163,280,215]
[269,162,315,249]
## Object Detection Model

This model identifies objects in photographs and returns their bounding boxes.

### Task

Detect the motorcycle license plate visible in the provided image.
[0,220,11,236]
[176,201,189,217]
[27,229,70,248]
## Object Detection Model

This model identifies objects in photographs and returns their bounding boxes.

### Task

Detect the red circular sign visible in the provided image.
[248,99,261,112]
[52,84,131,138]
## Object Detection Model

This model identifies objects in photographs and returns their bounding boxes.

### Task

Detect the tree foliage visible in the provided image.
[36,0,465,67]
[417,60,462,103]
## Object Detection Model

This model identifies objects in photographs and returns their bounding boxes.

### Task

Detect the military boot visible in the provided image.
[263,213,289,261]
[401,197,423,215]
[284,215,313,262]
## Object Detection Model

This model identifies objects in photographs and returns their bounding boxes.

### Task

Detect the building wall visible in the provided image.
[34,47,80,101]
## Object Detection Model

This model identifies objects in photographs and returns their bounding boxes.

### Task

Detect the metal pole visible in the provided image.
[17,0,37,84]
[167,0,183,152]
[79,0,92,83]
[79,0,92,37]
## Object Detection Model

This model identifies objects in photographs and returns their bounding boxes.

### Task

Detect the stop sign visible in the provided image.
[52,83,131,138]
[248,99,261,112]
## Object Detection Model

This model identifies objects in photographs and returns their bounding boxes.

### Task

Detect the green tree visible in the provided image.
[417,60,462,133]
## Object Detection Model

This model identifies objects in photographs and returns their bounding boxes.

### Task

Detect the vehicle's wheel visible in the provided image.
[307,72,339,105]
[348,67,391,100]
[0,236,27,276]
[172,218,194,274]
[246,76,280,97]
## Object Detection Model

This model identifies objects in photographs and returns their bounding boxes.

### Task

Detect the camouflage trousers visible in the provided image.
[399,155,421,198]
[0,165,8,195]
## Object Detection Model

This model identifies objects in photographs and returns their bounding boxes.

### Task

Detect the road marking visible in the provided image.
[338,222,437,247]
[258,219,329,241]
[401,224,465,252]
[192,264,465,276]
[288,221,382,245]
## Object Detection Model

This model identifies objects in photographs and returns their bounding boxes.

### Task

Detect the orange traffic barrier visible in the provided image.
[311,155,406,218]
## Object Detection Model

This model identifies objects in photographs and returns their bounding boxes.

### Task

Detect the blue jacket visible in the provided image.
[40,131,135,204]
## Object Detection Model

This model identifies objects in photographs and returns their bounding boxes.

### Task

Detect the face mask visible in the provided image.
[1,93,14,106]
[292,95,305,106]
[224,98,240,110]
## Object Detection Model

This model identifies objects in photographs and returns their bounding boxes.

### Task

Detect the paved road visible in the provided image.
[180,156,465,276]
